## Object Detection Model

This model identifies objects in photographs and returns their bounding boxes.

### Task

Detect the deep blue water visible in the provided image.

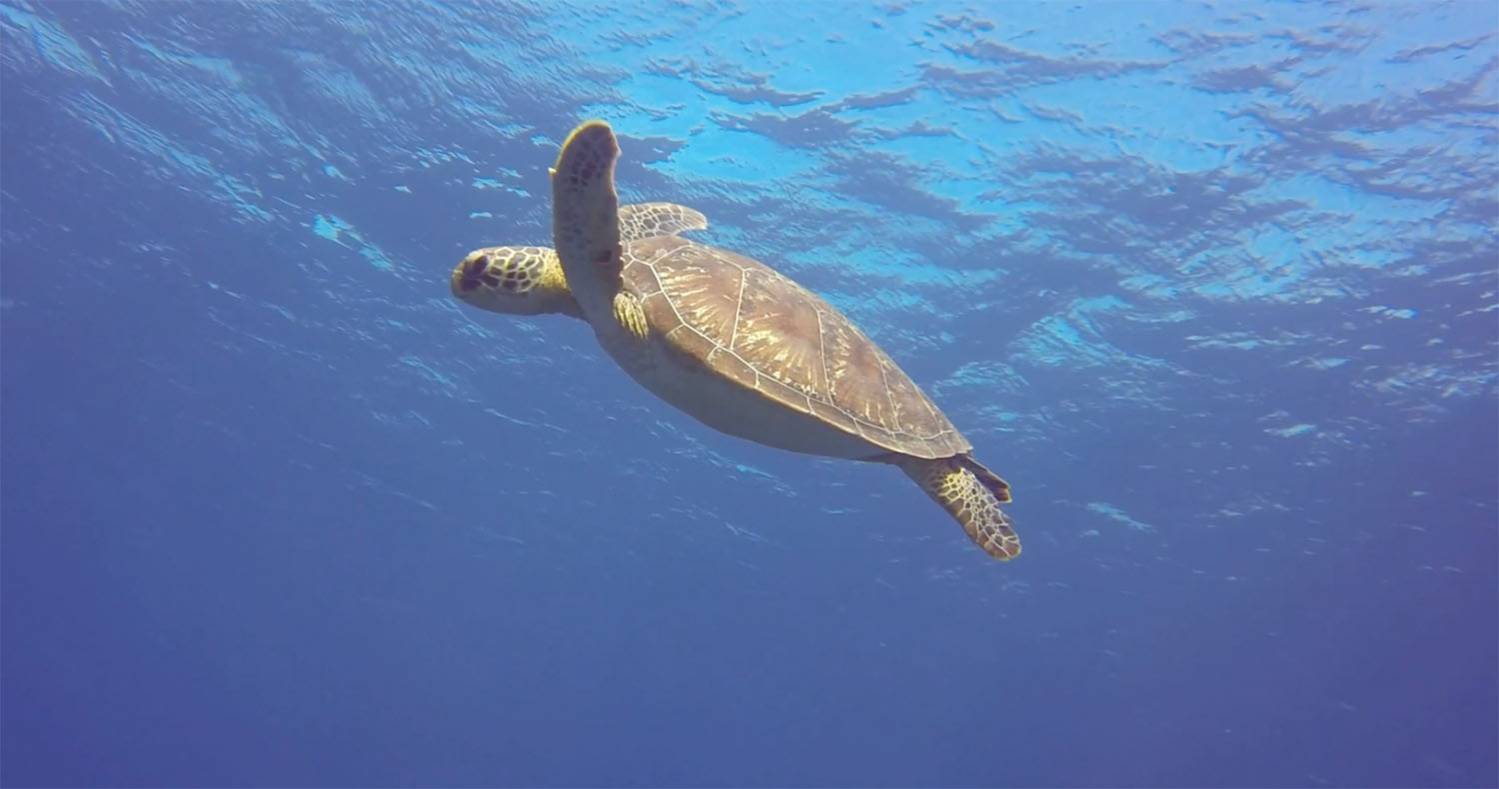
[2,2,1497,787]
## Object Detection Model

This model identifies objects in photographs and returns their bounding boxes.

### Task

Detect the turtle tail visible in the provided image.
[898,455,1021,561]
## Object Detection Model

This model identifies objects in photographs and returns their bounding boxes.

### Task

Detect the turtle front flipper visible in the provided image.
[613,291,649,341]
[619,202,708,241]
[551,120,623,321]
[899,456,1021,561]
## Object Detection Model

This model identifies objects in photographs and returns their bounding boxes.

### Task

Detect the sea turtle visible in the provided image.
[450,120,1020,560]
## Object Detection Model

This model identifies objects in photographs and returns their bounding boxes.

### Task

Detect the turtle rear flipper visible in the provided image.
[957,455,1012,504]
[900,457,1021,561]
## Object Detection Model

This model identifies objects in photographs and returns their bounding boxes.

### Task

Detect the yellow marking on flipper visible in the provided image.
[958,455,1013,504]
[899,456,1021,561]
[552,119,614,173]
[613,290,649,341]
[619,203,709,242]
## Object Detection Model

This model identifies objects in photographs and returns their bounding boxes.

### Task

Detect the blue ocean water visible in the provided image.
[2,1,1496,786]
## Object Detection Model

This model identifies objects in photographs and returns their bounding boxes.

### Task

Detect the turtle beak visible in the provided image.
[451,254,487,297]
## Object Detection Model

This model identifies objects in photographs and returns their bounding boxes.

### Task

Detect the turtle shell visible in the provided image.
[620,234,970,460]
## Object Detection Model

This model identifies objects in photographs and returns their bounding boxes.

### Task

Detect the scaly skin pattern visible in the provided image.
[619,202,708,241]
[450,246,578,317]
[612,291,649,341]
[898,456,1022,561]
[453,246,552,294]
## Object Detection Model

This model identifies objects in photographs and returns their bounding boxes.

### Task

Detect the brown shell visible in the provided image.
[621,235,970,459]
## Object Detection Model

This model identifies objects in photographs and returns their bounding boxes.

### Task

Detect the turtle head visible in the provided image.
[450,246,581,318]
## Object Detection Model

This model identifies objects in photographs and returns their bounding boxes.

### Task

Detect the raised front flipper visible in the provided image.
[620,202,708,242]
[551,120,623,320]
